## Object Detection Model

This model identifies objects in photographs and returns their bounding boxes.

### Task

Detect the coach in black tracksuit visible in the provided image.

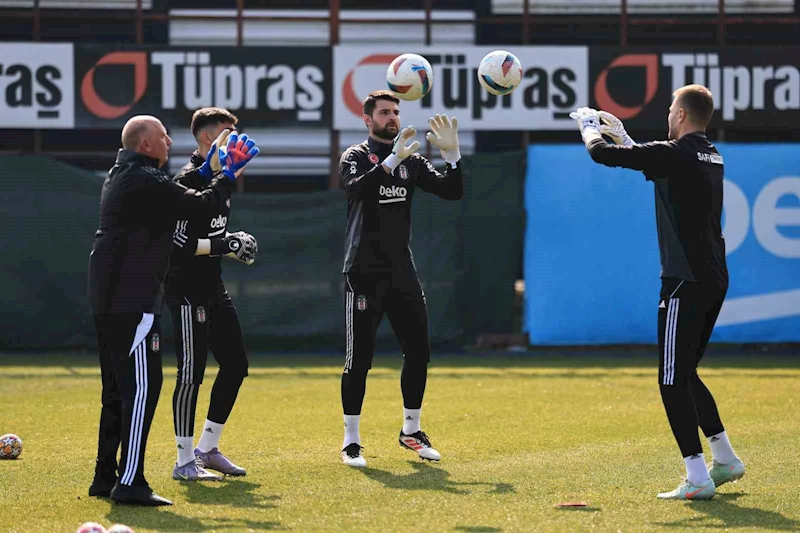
[575,84,743,499]
[87,115,249,506]
[337,90,463,467]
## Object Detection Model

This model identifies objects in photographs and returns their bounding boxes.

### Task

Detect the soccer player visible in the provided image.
[338,90,463,467]
[166,107,258,481]
[571,84,745,500]
[88,115,258,505]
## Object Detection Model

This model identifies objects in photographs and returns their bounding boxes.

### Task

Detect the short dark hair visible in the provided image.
[673,84,714,128]
[190,107,239,138]
[362,90,400,117]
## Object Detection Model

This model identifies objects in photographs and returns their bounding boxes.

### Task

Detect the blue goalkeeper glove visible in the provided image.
[218,133,260,182]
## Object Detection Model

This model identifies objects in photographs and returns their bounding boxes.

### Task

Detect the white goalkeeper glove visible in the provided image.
[598,110,635,146]
[569,107,603,148]
[382,126,421,174]
[425,114,461,166]
[211,231,257,265]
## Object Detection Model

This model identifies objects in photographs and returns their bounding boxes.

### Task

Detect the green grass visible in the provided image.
[1,350,799,533]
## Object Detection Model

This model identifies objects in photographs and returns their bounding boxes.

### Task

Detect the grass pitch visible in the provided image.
[1,349,798,533]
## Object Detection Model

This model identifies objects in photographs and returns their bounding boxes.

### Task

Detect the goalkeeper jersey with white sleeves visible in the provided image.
[586,131,728,289]
[340,136,463,275]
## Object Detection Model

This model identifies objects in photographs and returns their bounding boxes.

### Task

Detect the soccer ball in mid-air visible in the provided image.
[477,50,523,96]
[386,53,434,101]
[0,434,22,459]
[76,523,106,533]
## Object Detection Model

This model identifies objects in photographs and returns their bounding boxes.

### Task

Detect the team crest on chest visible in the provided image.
[196,306,207,323]
[368,153,379,164]
[398,164,409,180]
[151,333,160,352]
[357,295,367,312]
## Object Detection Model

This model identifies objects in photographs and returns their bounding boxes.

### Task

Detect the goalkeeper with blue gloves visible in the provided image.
[88,115,255,506]
[165,107,260,482]
[572,84,744,501]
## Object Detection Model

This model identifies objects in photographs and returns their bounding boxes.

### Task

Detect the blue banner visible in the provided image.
[524,143,800,345]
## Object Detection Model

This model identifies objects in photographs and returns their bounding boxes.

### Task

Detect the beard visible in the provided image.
[373,122,399,141]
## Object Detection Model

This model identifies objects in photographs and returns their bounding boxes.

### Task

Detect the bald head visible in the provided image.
[121,115,160,150]
[120,115,173,167]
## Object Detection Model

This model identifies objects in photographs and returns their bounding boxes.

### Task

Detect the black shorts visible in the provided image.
[167,285,249,385]
[343,271,431,373]
[658,278,727,387]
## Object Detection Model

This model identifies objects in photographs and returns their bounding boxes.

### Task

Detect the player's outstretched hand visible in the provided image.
[218,133,260,182]
[598,110,635,146]
[569,107,602,146]
[222,231,258,265]
[382,126,421,175]
[426,114,461,163]
[209,128,234,174]
[197,128,234,180]
[392,126,421,161]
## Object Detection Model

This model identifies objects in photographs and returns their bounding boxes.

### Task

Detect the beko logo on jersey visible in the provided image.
[379,185,407,204]
[210,215,228,228]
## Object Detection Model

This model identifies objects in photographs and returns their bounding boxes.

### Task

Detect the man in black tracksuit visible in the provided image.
[338,90,463,468]
[165,107,257,482]
[87,115,257,505]
[573,84,744,500]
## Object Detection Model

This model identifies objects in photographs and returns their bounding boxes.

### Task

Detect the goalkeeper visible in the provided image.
[571,84,744,501]
[337,91,463,468]
[165,107,259,481]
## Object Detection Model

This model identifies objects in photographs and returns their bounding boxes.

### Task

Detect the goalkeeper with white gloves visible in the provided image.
[571,84,744,501]
[338,90,463,468]
[165,107,259,482]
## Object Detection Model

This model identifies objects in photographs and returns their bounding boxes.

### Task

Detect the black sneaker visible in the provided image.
[88,477,116,498]
[399,430,441,461]
[340,443,366,468]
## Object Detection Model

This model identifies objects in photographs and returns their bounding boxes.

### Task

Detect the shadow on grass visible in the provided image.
[656,492,800,531]
[359,461,515,496]
[454,526,503,532]
[554,505,601,512]
[180,479,280,510]
[104,482,283,532]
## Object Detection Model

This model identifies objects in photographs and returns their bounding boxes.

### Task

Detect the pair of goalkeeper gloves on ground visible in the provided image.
[382,114,462,174]
[570,107,635,148]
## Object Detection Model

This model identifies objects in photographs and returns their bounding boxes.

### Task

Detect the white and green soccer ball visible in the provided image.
[477,50,523,96]
[386,53,434,101]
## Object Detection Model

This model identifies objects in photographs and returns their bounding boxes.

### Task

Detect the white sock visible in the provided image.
[402,408,421,435]
[196,420,224,453]
[684,453,711,485]
[176,436,195,466]
[707,431,737,464]
[343,415,361,448]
